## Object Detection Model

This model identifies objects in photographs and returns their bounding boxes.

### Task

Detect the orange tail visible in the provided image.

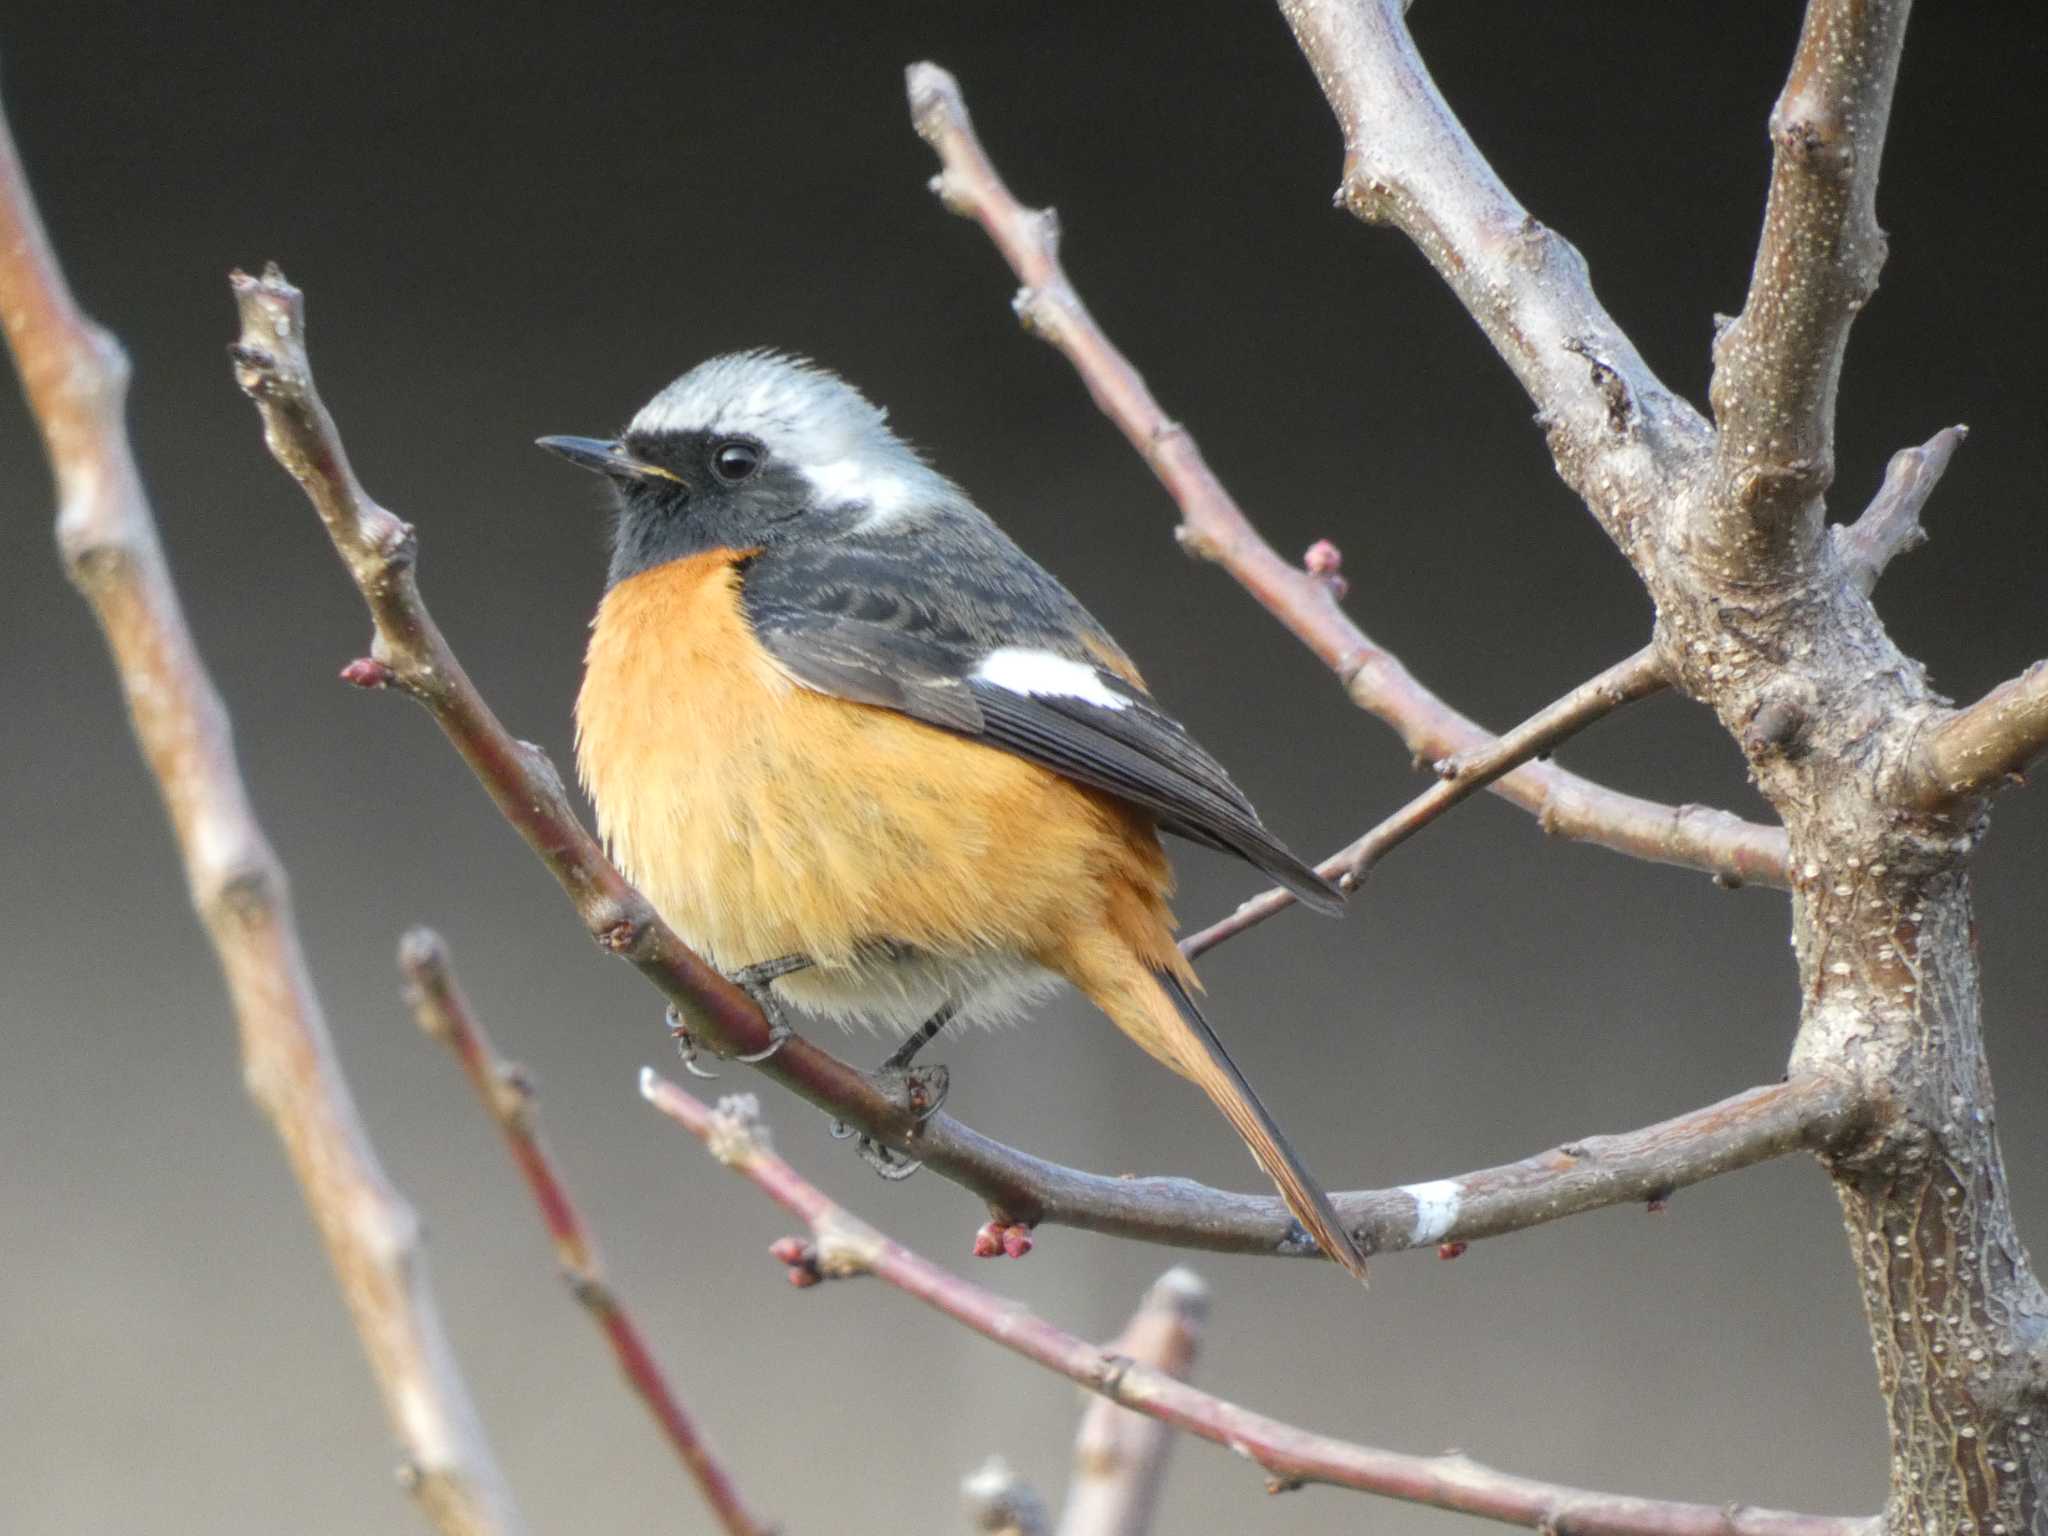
[1102,962,1368,1282]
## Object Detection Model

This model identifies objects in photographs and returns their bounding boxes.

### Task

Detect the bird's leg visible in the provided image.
[728,953,811,1063]
[830,1002,955,1180]
[666,954,812,1074]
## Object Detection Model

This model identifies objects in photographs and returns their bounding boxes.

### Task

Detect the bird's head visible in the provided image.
[538,351,937,586]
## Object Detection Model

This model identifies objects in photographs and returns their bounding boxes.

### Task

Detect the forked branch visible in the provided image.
[400,931,770,1536]
[1274,2,1707,561]
[905,61,1786,891]
[1185,644,1668,958]
[646,1078,1869,1535]
[0,98,520,1536]
[1708,0,1916,581]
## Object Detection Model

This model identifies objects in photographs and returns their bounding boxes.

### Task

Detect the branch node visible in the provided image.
[706,1093,771,1168]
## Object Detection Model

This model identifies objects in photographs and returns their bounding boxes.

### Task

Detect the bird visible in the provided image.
[539,351,1366,1280]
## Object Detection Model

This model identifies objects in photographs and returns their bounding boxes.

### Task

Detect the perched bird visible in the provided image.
[541,352,1365,1279]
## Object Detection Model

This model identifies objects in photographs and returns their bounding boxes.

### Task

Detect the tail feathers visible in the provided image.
[1148,968,1367,1281]
[1254,843,1346,918]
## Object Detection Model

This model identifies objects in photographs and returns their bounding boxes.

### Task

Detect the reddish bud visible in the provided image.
[1001,1225,1034,1260]
[768,1236,809,1267]
[1302,539,1349,598]
[1646,1194,1671,1214]
[1437,1240,1468,1261]
[786,1266,821,1289]
[339,657,395,690]
[972,1221,1005,1259]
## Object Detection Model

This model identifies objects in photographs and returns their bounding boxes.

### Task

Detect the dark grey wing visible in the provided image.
[741,523,1343,915]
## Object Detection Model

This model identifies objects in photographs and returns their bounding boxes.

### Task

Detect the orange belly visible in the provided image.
[574,552,1182,1028]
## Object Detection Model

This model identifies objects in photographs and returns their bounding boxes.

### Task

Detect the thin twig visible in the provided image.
[905,61,1786,891]
[1834,425,1967,597]
[1185,645,1667,959]
[0,96,521,1536]
[645,1078,1871,1535]
[963,1457,1051,1536]
[1706,0,1917,582]
[398,930,771,1536]
[224,263,1811,1261]
[1056,1269,1208,1536]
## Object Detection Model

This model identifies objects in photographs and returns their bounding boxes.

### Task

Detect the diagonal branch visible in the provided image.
[1272,4,1708,562]
[0,98,521,1536]
[399,930,771,1536]
[646,1078,1871,1535]
[226,265,1817,1263]
[1185,644,1668,958]
[1705,0,1916,583]
[1833,425,1966,598]
[906,61,1786,891]
[1908,661,2048,810]
[1056,1268,1208,1536]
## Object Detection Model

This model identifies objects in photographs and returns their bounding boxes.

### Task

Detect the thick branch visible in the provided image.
[1056,1268,1208,1536]
[1833,425,1965,598]
[1706,0,1916,582]
[399,931,770,1536]
[906,61,1785,891]
[0,102,520,1536]
[1909,661,2048,808]
[1274,3,1708,563]
[647,1079,1870,1535]
[1186,644,1668,958]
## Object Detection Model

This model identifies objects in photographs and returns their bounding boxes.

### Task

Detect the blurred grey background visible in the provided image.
[3,4,2044,1532]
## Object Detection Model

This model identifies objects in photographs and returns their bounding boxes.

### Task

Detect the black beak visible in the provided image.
[535,435,681,487]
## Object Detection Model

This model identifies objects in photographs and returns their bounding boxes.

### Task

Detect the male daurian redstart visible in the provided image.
[540,352,1366,1279]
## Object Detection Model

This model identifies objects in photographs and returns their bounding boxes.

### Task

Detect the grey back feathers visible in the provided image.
[603,351,1345,913]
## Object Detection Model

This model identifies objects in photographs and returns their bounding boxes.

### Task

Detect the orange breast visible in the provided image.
[574,552,1182,989]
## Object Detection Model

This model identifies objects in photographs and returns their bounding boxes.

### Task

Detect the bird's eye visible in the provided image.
[711,438,762,484]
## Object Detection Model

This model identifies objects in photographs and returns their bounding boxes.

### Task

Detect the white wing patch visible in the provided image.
[973,648,1131,711]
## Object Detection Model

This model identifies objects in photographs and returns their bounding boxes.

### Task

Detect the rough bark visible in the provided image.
[1277,2,2048,1528]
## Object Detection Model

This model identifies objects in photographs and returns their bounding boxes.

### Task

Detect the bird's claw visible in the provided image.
[831,1063,947,1179]
[733,1021,791,1064]
[666,1005,719,1080]
[859,1140,925,1180]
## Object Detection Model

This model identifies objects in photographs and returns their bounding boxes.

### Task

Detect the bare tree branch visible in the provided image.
[905,61,1787,891]
[399,931,771,1536]
[1055,1268,1208,1536]
[1185,645,1669,958]
[646,1079,1871,1535]
[1834,426,1965,597]
[225,263,1819,1264]
[1707,0,1917,582]
[1909,660,2048,809]
[1273,3,1709,562]
[0,100,521,1536]
[964,1457,1051,1536]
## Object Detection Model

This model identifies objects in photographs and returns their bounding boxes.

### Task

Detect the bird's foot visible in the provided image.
[728,954,812,1063]
[829,1006,956,1180]
[664,954,811,1074]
